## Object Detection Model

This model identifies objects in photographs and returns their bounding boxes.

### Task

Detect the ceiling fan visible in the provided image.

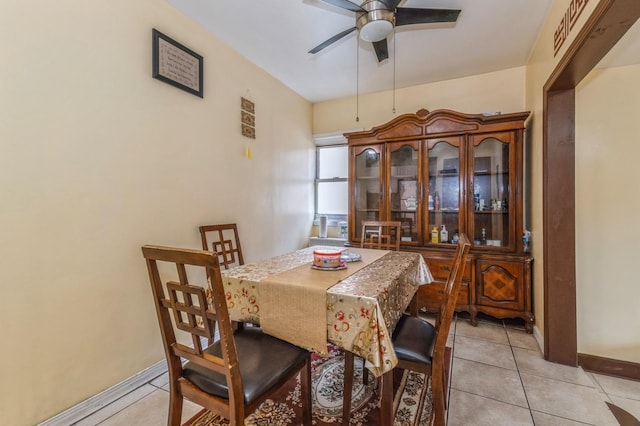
[309,0,461,62]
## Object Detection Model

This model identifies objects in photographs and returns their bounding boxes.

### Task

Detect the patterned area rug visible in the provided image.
[184,344,433,426]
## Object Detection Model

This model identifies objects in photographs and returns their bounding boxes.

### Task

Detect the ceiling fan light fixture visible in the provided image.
[359,19,393,42]
[357,7,395,42]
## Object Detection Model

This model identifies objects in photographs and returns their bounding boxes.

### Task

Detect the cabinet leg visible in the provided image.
[469,306,478,327]
[524,313,535,334]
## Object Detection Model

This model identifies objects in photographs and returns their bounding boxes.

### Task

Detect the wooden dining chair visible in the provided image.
[360,220,402,251]
[199,223,244,270]
[142,245,312,426]
[389,234,471,426]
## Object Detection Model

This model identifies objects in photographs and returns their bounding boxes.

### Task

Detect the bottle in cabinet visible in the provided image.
[431,227,439,243]
[440,225,448,243]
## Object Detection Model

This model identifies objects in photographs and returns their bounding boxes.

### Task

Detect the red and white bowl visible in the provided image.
[313,249,342,268]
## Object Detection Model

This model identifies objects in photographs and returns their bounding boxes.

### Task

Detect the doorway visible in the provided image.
[543,0,640,367]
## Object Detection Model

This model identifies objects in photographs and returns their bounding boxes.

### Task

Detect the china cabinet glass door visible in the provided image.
[353,145,382,240]
[470,133,514,250]
[388,142,420,244]
[425,137,463,246]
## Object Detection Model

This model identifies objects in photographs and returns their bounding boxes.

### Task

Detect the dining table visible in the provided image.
[216,245,433,377]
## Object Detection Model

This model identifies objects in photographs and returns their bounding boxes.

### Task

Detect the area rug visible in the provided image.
[184,344,434,426]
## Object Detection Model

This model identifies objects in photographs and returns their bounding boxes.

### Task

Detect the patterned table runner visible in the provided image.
[260,248,388,356]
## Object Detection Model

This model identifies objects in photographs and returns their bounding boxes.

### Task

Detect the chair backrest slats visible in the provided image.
[199,223,245,270]
[360,220,402,251]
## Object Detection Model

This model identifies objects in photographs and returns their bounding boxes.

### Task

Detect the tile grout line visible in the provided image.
[445,314,457,426]
[503,320,537,425]
[507,331,623,424]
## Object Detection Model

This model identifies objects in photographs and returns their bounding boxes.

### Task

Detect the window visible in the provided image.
[315,144,348,220]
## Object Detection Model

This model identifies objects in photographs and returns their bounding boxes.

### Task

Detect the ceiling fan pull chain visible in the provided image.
[392,27,396,114]
[356,36,360,122]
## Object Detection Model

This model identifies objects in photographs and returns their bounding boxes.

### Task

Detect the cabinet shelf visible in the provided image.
[429,173,459,177]
[474,171,509,176]
[474,210,508,214]
[355,175,380,180]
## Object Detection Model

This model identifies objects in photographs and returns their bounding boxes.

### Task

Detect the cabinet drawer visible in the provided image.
[417,280,470,311]
[425,257,472,282]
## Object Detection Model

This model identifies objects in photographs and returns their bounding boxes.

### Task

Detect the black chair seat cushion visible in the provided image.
[183,327,308,404]
[392,314,437,365]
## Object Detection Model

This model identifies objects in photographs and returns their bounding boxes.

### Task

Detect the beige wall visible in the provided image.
[0,1,313,424]
[525,0,640,363]
[313,67,527,134]
[575,63,640,363]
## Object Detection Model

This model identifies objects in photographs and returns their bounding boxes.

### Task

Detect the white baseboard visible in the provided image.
[39,335,215,426]
[38,359,167,426]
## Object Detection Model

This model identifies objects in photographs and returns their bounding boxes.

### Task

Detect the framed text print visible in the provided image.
[152,29,203,98]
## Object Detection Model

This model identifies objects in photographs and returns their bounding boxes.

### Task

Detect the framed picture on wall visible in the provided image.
[152,29,203,98]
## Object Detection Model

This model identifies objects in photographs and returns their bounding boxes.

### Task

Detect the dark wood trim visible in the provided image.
[579,353,640,382]
[545,0,640,92]
[543,88,577,365]
[543,0,640,367]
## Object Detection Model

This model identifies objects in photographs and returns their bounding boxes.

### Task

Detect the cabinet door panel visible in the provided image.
[424,136,465,246]
[469,132,516,251]
[388,141,421,244]
[476,260,524,310]
[351,145,383,241]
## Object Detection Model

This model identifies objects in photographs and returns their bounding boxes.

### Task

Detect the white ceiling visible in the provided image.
[166,0,638,104]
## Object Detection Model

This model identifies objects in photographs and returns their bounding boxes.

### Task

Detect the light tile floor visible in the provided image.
[73,314,640,425]
[447,314,640,426]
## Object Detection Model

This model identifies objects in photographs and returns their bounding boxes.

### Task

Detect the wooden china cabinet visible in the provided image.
[346,109,534,332]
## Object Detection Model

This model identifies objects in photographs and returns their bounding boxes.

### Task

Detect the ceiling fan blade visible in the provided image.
[373,39,389,62]
[309,27,357,54]
[319,0,365,13]
[395,8,461,26]
[378,0,402,10]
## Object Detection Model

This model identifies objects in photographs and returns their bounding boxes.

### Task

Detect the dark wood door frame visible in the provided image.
[543,0,640,365]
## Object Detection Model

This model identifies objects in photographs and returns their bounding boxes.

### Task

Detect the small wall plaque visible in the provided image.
[241,124,256,139]
[241,110,255,127]
[241,97,255,114]
[241,97,255,139]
